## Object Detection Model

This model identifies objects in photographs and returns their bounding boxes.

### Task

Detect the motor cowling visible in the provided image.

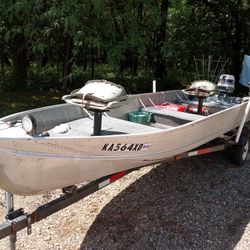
[217,74,235,94]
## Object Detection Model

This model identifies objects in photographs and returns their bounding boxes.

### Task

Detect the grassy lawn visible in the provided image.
[0,90,65,117]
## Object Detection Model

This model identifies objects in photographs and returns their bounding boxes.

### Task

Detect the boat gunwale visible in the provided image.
[0,100,246,142]
[0,88,248,141]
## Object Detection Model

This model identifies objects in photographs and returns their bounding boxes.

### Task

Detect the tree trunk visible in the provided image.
[62,36,73,90]
[1,62,5,77]
[91,46,95,78]
[231,1,242,84]
[11,34,27,88]
[154,0,169,79]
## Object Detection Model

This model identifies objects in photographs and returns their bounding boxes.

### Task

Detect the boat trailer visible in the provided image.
[0,126,249,249]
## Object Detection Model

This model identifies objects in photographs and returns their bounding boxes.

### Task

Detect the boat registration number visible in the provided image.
[102,143,150,152]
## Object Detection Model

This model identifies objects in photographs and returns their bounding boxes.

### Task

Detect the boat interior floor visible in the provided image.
[47,105,209,137]
[47,116,164,137]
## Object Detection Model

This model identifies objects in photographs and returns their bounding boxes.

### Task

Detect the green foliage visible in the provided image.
[0,0,249,93]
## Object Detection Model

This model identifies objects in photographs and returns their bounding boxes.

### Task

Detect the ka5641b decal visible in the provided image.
[102,143,150,152]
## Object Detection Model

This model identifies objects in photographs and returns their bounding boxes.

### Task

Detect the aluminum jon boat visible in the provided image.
[0,79,249,195]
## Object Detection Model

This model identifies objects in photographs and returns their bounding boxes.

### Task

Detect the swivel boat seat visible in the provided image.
[62,80,128,135]
[183,80,218,115]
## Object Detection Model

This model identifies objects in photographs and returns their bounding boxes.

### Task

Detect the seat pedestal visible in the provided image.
[197,97,205,115]
[93,111,103,136]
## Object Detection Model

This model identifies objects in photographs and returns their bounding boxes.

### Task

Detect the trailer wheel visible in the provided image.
[233,131,249,166]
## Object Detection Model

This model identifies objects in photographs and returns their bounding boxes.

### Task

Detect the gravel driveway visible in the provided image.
[1,152,250,250]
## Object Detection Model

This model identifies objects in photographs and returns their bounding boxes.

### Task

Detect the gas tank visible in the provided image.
[156,103,187,112]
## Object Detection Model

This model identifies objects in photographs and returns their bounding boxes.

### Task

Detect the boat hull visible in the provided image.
[0,99,249,195]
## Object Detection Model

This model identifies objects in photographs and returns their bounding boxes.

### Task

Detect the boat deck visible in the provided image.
[47,116,164,137]
[47,106,207,137]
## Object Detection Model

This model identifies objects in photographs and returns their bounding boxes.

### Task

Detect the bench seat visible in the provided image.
[142,106,205,127]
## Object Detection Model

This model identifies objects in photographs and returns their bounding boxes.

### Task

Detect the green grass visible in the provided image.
[0,90,65,117]
[0,64,194,117]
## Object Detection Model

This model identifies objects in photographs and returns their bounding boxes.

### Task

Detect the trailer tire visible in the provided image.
[233,131,249,166]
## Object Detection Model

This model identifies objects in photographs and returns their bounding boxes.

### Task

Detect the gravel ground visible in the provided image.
[1,152,250,250]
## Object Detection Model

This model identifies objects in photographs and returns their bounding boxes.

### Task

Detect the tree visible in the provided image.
[0,0,249,92]
[185,0,250,82]
[0,0,31,87]
[153,0,169,78]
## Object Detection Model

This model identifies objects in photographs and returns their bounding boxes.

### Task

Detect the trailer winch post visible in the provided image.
[235,97,250,143]
[6,192,16,250]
